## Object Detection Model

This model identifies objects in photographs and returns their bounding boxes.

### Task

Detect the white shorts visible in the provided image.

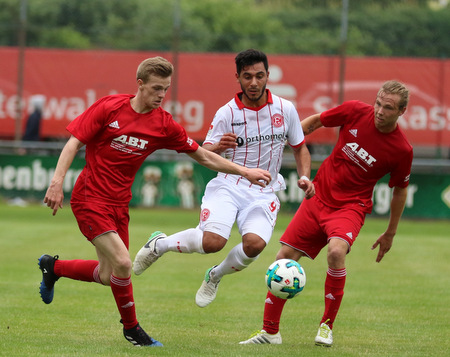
[197,178,280,243]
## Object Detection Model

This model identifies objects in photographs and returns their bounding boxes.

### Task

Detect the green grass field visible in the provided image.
[0,201,448,356]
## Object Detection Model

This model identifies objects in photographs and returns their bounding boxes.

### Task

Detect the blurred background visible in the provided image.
[0,0,449,218]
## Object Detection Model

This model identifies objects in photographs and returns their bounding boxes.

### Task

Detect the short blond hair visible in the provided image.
[136,57,173,83]
[378,80,410,110]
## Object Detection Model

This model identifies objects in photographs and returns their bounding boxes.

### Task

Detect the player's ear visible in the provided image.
[235,72,239,81]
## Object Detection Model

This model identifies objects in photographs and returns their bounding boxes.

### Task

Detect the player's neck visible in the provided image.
[130,96,153,114]
[375,121,398,134]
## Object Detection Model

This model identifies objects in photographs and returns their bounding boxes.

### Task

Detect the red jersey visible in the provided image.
[314,100,413,213]
[67,94,199,205]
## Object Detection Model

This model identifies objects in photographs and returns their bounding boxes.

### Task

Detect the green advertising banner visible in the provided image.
[0,154,449,219]
[278,168,450,219]
[0,154,217,209]
[129,160,216,208]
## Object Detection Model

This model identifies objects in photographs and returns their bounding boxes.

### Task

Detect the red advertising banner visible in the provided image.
[1,47,449,147]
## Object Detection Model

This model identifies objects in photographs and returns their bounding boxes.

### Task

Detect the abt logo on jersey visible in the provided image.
[113,135,149,149]
[343,142,376,167]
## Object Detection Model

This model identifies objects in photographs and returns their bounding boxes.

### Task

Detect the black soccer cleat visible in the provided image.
[38,254,60,304]
[122,321,163,347]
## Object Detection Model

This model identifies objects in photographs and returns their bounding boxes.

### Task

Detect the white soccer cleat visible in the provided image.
[239,330,282,344]
[195,266,220,307]
[133,231,167,275]
[314,320,333,347]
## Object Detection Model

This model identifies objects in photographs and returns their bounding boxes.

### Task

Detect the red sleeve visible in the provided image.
[67,97,109,143]
[165,117,199,153]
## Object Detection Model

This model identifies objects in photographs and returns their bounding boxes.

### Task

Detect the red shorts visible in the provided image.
[70,201,130,248]
[280,195,365,259]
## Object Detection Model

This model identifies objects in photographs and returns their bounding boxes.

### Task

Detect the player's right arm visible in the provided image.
[301,113,322,135]
[203,132,238,154]
[44,135,85,216]
[188,146,271,188]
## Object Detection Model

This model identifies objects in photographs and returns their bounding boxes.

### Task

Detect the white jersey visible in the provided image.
[204,90,305,192]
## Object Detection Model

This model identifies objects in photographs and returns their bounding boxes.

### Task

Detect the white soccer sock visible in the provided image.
[157,228,205,254]
[211,243,257,282]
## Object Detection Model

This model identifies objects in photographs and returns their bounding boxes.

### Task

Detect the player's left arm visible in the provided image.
[371,185,408,262]
[301,113,322,135]
[292,143,315,199]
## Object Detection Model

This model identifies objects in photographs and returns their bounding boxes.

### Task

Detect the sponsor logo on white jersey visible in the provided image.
[236,133,287,147]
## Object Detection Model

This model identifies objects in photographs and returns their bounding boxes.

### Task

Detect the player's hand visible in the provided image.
[244,168,272,188]
[43,180,64,216]
[298,178,315,199]
[217,133,238,153]
[371,231,395,263]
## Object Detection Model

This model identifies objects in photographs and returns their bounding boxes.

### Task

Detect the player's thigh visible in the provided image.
[322,207,365,252]
[280,196,326,260]
[238,194,280,244]
[199,186,238,239]
[71,202,130,248]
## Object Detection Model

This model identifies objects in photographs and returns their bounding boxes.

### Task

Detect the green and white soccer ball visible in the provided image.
[265,259,306,299]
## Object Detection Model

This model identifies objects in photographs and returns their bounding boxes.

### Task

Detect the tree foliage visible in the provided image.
[1,0,449,57]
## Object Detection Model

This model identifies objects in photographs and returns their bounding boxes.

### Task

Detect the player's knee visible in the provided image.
[113,256,132,277]
[242,237,266,257]
[202,233,227,253]
[327,243,347,266]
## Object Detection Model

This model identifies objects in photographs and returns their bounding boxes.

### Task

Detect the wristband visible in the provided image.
[300,175,310,181]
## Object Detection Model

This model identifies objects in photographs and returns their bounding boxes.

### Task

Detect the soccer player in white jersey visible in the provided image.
[133,49,315,308]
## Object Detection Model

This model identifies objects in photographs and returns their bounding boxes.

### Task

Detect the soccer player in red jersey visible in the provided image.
[39,56,271,347]
[240,80,413,346]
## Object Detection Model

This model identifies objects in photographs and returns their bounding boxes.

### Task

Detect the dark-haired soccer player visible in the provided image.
[39,56,271,347]
[240,80,413,347]
[133,49,314,307]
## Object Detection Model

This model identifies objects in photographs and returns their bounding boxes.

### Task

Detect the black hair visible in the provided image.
[235,49,268,74]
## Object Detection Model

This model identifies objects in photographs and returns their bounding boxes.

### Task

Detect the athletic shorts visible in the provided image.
[70,201,130,248]
[280,195,365,259]
[197,178,280,244]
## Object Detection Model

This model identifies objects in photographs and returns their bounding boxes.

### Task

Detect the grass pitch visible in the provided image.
[0,201,448,356]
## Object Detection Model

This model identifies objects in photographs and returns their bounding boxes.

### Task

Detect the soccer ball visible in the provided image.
[265,259,306,299]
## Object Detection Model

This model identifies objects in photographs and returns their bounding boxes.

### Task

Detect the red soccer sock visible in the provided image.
[262,291,288,335]
[321,268,346,328]
[110,275,138,330]
[54,259,103,284]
